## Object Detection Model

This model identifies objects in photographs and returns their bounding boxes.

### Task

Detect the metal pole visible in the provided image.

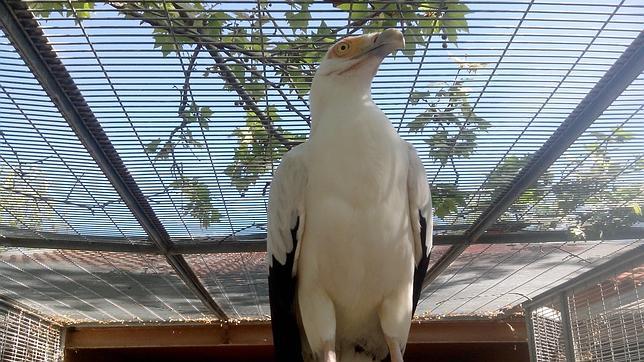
[525,305,537,362]
[0,237,160,254]
[559,293,576,361]
[3,228,642,254]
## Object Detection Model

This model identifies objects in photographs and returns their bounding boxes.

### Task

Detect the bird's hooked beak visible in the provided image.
[358,28,405,60]
[321,29,405,77]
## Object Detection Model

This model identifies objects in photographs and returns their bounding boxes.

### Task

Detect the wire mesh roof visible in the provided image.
[0,0,642,324]
[0,33,148,241]
[0,247,210,323]
[417,239,641,317]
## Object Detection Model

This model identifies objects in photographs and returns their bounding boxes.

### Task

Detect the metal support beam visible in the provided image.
[0,237,159,253]
[0,0,226,319]
[423,30,644,288]
[559,293,576,361]
[64,318,527,348]
[524,306,537,362]
[2,228,642,254]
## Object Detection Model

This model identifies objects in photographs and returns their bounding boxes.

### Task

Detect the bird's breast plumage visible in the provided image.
[298,101,414,327]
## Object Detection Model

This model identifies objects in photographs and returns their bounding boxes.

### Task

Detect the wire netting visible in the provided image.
[0,0,641,324]
[0,301,63,362]
[416,239,642,317]
[568,265,644,361]
[0,247,211,323]
[531,300,568,362]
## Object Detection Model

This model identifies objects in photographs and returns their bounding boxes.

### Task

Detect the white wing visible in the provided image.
[407,142,432,263]
[406,142,433,313]
[267,144,307,271]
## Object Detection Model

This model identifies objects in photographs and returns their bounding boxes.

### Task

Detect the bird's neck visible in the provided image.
[309,80,373,135]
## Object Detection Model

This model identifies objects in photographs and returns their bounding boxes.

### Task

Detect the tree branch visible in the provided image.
[109,1,297,149]
[207,46,296,149]
[293,5,386,49]
[110,2,297,71]
[178,45,202,116]
[0,185,92,211]
[219,48,311,126]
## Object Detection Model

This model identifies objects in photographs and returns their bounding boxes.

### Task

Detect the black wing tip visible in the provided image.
[268,217,303,361]
[412,210,431,315]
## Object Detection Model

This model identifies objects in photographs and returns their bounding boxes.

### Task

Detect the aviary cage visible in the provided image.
[0,0,642,360]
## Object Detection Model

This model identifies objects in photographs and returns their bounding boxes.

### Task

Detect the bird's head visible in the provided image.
[310,29,405,123]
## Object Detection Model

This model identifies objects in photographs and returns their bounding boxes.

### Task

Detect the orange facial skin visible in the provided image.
[320,29,403,77]
[327,35,372,60]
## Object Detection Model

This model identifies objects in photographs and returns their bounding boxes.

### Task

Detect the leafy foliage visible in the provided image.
[29,1,95,19]
[335,0,470,59]
[407,58,490,172]
[552,127,642,236]
[432,183,468,218]
[20,1,640,236]
[224,108,304,196]
[572,189,643,238]
[171,176,220,228]
[0,168,52,229]
[29,0,472,228]
[483,155,551,218]
[478,126,641,234]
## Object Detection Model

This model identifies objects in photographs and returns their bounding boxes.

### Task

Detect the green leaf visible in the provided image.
[144,138,161,154]
[286,10,311,32]
[408,111,431,133]
[225,109,297,195]
[155,141,174,161]
[439,1,470,45]
[425,130,452,166]
[245,81,265,101]
[613,127,634,142]
[381,17,398,30]
[337,2,370,14]
[419,18,440,37]
[198,106,213,130]
[410,91,431,105]
[569,226,585,239]
[432,183,467,218]
[28,2,61,17]
[288,70,310,96]
[171,176,220,228]
[75,2,95,19]
[402,26,424,61]
[316,20,335,43]
[152,28,176,57]
[29,1,94,19]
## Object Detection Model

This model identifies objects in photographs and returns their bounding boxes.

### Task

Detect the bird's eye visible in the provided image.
[334,41,351,57]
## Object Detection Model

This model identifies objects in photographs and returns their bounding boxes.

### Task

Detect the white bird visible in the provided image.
[267,29,432,362]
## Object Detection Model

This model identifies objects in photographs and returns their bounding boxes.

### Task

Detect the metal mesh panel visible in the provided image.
[0,303,63,362]
[185,252,269,319]
[531,300,567,362]
[568,266,644,361]
[0,27,149,243]
[416,239,640,316]
[6,0,638,240]
[0,247,210,323]
[527,247,643,362]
